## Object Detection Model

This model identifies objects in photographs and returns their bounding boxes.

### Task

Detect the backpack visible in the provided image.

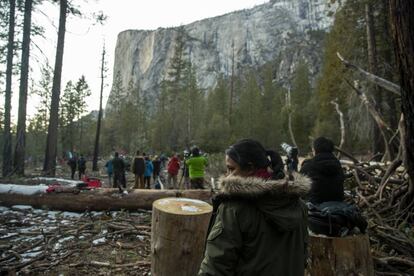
[307,201,368,237]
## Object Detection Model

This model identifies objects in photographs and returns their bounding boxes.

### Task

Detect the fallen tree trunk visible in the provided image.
[0,185,212,211]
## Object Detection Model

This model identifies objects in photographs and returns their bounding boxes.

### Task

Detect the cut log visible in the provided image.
[151,198,212,276]
[0,184,212,211]
[308,234,374,276]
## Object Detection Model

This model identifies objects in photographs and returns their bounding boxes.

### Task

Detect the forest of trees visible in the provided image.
[0,0,411,184]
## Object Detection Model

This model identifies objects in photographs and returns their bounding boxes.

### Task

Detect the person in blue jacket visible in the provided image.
[144,156,154,189]
[105,158,114,187]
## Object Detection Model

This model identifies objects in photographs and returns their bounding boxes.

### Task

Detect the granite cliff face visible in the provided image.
[107,0,342,108]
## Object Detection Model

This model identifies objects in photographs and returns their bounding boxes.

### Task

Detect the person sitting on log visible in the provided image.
[300,136,345,204]
[199,138,310,276]
[300,137,367,237]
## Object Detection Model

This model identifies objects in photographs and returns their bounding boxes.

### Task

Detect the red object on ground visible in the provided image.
[81,176,102,188]
[46,183,61,193]
[46,177,102,193]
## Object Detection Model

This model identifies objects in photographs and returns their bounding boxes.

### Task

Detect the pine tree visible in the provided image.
[44,0,68,176]
[199,75,230,152]
[14,0,33,176]
[164,27,189,150]
[314,0,367,149]
[60,81,76,151]
[59,76,91,153]
[104,70,124,151]
[233,71,261,140]
[2,0,16,177]
[92,43,107,171]
[291,61,315,151]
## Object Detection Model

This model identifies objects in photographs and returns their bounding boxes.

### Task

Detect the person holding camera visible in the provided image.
[185,146,208,189]
[181,150,191,189]
[300,136,344,204]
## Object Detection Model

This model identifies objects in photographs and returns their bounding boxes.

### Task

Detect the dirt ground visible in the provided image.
[0,205,152,275]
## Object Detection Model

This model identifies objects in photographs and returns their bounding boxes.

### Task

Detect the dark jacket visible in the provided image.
[131,156,145,175]
[67,157,77,169]
[112,157,125,174]
[199,174,310,276]
[77,157,86,170]
[300,152,344,204]
[153,159,161,175]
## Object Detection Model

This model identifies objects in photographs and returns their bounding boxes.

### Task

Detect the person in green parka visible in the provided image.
[199,139,310,276]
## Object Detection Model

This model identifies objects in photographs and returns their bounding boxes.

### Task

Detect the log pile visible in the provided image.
[341,158,414,275]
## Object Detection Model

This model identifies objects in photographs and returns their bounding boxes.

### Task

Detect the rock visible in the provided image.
[107,0,343,109]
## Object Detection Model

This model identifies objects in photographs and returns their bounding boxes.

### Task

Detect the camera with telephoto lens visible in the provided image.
[281,143,299,172]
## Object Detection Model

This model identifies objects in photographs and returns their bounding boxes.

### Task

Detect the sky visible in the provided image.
[22,0,268,119]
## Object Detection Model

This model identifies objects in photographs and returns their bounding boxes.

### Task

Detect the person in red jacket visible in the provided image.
[167,153,180,189]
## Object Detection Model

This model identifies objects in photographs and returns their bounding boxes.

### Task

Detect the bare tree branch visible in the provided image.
[337,52,401,95]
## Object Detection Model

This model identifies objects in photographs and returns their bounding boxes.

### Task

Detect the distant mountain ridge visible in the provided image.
[107,0,342,109]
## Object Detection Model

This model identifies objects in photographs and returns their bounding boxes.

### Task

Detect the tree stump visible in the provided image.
[307,234,374,276]
[151,197,213,276]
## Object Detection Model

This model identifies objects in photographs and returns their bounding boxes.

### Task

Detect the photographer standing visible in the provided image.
[181,150,191,189]
[185,146,208,189]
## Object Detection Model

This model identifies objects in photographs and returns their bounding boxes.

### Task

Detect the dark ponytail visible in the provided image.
[266,150,285,180]
[226,139,285,180]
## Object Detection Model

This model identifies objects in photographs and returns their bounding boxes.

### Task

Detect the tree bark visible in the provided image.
[0,186,212,212]
[389,0,414,208]
[151,198,212,276]
[92,44,106,171]
[14,0,33,176]
[366,3,385,157]
[308,234,374,276]
[2,0,16,177]
[43,0,67,176]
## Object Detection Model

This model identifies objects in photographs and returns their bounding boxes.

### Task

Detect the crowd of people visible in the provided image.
[66,147,209,192]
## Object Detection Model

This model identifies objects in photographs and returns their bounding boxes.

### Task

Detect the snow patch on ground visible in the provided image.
[62,212,82,218]
[11,205,33,211]
[92,237,106,245]
[32,177,81,186]
[0,232,19,239]
[0,184,48,195]
[136,235,145,241]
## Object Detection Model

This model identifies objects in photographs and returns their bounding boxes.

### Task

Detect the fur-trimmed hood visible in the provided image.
[217,173,311,199]
[214,173,311,232]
